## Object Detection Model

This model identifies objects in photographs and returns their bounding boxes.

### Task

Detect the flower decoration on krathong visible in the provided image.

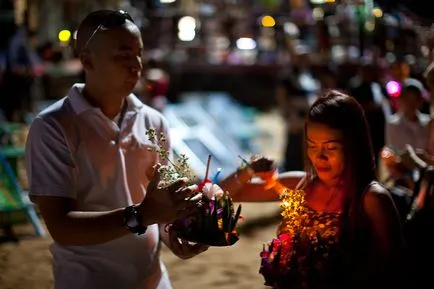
[258,184,338,288]
[146,128,242,247]
[277,189,306,235]
[146,128,197,187]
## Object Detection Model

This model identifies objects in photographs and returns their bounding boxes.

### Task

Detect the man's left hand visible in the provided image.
[164,227,209,259]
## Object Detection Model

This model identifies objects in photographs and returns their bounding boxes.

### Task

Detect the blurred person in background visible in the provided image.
[385,79,430,153]
[384,58,430,114]
[423,61,434,117]
[349,62,391,166]
[422,62,434,156]
[317,65,340,94]
[0,11,42,123]
[383,79,431,189]
[276,45,320,171]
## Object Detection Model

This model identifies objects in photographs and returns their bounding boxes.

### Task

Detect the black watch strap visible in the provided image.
[124,205,147,235]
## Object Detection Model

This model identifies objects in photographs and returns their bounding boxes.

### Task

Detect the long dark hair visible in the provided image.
[304,90,376,236]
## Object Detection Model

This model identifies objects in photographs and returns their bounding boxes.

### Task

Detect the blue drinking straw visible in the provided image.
[213,168,222,183]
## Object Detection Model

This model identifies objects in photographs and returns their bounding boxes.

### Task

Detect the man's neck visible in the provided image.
[403,111,419,122]
[83,84,126,119]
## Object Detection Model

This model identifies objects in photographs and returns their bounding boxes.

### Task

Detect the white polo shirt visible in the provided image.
[25,83,172,289]
[385,111,431,152]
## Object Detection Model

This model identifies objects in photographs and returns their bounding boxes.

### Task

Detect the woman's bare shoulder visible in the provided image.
[363,182,397,218]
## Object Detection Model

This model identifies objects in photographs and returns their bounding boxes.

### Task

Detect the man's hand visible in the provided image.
[138,166,200,225]
[165,227,209,259]
[250,155,278,181]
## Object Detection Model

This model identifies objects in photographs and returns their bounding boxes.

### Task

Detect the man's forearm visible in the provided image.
[419,152,434,166]
[56,209,131,246]
[407,150,430,170]
[31,194,159,246]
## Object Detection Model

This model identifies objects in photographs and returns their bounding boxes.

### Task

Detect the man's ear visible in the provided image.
[80,51,94,71]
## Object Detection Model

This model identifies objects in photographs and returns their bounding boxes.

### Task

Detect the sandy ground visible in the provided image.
[0,203,282,289]
[0,110,286,289]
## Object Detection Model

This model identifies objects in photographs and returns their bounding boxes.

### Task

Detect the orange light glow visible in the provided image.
[261,15,276,27]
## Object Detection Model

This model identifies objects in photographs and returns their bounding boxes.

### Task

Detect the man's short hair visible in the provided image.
[401,78,425,97]
[75,10,134,56]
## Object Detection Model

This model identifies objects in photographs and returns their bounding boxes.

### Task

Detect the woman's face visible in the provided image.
[306,122,345,185]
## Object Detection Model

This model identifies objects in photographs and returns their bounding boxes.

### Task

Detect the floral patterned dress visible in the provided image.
[260,205,342,289]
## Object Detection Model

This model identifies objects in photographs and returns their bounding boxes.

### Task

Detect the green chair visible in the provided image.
[0,150,45,242]
[0,122,27,176]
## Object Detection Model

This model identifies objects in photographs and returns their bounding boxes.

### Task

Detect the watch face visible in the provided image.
[126,215,139,228]
[124,206,147,235]
[125,208,140,228]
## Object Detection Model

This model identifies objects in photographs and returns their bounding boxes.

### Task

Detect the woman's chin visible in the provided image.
[317,173,339,184]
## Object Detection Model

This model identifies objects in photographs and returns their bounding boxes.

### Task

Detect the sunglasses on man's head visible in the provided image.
[84,10,134,50]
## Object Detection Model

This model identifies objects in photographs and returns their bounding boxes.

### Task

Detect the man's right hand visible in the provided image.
[138,166,199,225]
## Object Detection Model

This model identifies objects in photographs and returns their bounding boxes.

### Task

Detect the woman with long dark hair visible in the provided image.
[227,90,404,288]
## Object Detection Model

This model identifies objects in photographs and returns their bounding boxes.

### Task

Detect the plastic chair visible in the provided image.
[0,150,45,241]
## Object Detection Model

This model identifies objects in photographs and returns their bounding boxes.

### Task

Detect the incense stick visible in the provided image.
[204,154,212,181]
[237,155,251,167]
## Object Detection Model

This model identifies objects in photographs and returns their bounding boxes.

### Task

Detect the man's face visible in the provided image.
[84,22,143,96]
[399,89,423,114]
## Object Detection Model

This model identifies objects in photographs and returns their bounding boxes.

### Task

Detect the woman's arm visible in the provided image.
[220,169,305,202]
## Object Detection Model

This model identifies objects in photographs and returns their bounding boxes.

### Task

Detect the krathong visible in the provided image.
[258,177,339,288]
[146,128,242,246]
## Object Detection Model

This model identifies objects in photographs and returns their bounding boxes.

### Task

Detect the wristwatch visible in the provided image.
[124,205,147,235]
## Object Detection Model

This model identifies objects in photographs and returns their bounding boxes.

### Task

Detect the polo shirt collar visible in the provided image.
[68,83,144,115]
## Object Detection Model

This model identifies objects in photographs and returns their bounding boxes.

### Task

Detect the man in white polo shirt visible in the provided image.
[386,78,431,153]
[25,10,207,289]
